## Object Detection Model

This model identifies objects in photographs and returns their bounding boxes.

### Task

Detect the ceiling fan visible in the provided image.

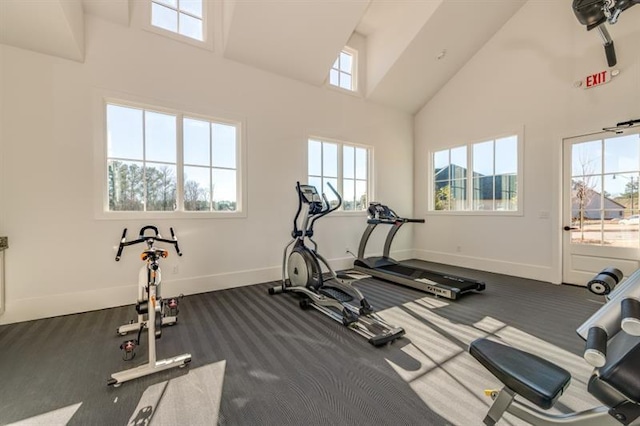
[572,0,639,66]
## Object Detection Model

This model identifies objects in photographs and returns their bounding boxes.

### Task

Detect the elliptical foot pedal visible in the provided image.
[320,286,353,303]
[368,327,405,346]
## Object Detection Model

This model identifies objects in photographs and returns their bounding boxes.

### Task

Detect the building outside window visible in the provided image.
[432,133,520,212]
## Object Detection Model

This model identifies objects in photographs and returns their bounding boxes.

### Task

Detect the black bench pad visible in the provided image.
[469,338,571,410]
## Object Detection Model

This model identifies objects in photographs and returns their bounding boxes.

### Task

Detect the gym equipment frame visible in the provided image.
[354,202,485,300]
[470,268,640,425]
[269,182,405,346]
[107,226,191,387]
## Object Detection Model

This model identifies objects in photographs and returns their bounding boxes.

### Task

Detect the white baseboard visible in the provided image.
[0,249,415,325]
[0,265,282,325]
[412,249,556,283]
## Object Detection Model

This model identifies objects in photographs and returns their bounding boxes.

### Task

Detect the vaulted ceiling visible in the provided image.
[0,0,527,114]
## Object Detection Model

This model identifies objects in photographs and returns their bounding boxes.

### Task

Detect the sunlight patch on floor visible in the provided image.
[128,360,226,425]
[8,402,83,426]
[378,299,601,426]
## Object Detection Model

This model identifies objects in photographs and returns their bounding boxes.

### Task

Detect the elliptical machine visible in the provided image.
[269,182,405,346]
[107,226,191,387]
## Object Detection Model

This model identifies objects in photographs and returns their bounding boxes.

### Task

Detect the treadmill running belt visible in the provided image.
[382,263,422,278]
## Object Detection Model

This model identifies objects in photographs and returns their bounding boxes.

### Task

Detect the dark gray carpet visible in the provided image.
[0,260,602,425]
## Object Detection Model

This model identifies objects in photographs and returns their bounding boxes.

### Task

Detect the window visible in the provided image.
[308,138,370,211]
[107,105,177,211]
[329,48,356,91]
[151,0,204,41]
[183,119,238,211]
[105,101,242,215]
[432,133,521,213]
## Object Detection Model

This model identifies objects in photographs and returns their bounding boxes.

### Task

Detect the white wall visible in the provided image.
[0,13,414,324]
[414,1,640,283]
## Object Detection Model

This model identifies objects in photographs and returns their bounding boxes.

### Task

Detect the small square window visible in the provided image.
[329,48,356,91]
[151,0,204,42]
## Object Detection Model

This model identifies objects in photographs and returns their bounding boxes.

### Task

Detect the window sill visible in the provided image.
[326,210,369,218]
[325,83,363,99]
[141,23,214,52]
[96,210,247,220]
[427,210,523,217]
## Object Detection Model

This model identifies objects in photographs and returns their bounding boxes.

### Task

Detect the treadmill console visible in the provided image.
[368,203,397,221]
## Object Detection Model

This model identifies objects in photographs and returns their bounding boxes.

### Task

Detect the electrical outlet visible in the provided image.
[172,265,179,274]
[456,246,462,253]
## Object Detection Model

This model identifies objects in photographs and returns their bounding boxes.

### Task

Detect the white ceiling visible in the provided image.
[223,0,372,86]
[0,0,527,114]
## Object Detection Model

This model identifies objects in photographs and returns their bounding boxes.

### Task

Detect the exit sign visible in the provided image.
[583,70,610,89]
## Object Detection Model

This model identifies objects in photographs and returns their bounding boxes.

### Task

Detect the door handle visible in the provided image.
[563,226,578,231]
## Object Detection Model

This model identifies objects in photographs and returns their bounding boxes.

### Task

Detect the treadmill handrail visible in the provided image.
[383,221,404,259]
[357,215,425,260]
[367,218,425,225]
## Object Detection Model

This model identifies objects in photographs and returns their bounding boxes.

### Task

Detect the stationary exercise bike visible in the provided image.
[269,182,405,346]
[469,268,640,425]
[107,226,191,387]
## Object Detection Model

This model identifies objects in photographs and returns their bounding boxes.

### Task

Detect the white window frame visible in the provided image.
[94,92,246,219]
[307,136,373,214]
[140,0,213,51]
[328,47,358,93]
[428,128,524,216]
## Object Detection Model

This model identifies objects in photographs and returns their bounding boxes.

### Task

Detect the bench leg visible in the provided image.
[484,387,515,426]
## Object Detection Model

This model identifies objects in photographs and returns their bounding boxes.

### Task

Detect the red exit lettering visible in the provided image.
[585,70,609,88]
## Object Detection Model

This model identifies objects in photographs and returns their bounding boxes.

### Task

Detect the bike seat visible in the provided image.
[141,248,168,261]
[469,338,571,410]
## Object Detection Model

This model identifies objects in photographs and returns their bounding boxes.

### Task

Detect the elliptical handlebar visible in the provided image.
[292,182,305,237]
[320,182,342,215]
[309,182,342,231]
[115,226,183,261]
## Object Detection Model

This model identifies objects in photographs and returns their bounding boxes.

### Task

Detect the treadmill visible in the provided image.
[353,203,486,300]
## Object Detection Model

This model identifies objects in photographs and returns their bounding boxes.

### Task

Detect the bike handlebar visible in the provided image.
[115,226,182,261]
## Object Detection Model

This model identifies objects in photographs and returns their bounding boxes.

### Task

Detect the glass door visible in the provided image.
[562,129,640,285]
